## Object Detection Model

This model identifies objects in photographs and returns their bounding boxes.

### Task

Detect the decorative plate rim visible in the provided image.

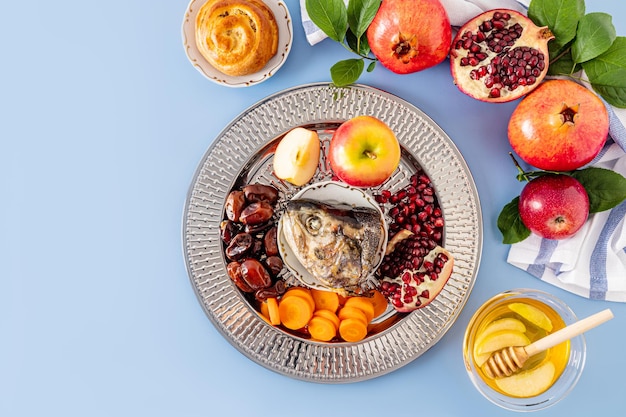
[182,83,483,383]
[181,0,293,88]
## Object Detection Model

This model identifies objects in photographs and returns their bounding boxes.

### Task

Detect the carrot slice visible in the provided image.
[282,287,315,311]
[310,288,340,312]
[337,306,368,326]
[339,318,368,342]
[265,297,281,326]
[279,295,314,330]
[260,299,270,320]
[344,297,375,323]
[313,309,341,330]
[258,311,271,324]
[369,290,389,318]
[308,316,337,342]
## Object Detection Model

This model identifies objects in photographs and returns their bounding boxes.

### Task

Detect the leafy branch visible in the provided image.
[306,0,380,86]
[529,0,626,108]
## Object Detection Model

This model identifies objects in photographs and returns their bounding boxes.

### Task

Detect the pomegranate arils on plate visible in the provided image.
[375,170,444,243]
[450,9,554,103]
[378,234,437,278]
[374,170,453,312]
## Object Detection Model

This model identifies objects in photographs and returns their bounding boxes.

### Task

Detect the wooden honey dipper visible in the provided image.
[483,309,614,379]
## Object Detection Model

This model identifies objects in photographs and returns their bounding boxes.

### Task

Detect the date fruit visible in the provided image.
[239,202,274,225]
[225,232,253,260]
[263,226,279,256]
[243,184,279,204]
[265,255,284,276]
[225,190,245,221]
[220,220,240,244]
[227,261,253,292]
[240,258,272,290]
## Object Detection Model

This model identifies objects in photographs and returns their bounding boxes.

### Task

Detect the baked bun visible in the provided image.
[195,0,278,76]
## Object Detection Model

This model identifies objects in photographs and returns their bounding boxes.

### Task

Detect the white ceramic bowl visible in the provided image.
[277,181,388,294]
[181,0,293,87]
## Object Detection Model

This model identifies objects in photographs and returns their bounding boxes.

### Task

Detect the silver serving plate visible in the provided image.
[182,83,483,383]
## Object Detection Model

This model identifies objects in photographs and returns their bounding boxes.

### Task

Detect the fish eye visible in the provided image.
[305,215,321,234]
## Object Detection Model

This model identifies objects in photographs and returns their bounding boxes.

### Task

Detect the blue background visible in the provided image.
[2,0,625,415]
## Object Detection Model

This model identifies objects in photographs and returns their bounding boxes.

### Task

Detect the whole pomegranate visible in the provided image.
[519,174,589,240]
[367,0,451,74]
[450,9,554,102]
[508,79,609,171]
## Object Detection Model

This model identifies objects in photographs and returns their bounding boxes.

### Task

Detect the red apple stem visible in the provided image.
[364,150,377,160]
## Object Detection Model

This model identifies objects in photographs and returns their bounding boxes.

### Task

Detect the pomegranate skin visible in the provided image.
[367,0,451,74]
[519,174,589,240]
[450,9,554,103]
[508,79,609,171]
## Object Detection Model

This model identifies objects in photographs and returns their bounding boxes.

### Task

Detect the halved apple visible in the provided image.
[495,361,556,398]
[273,127,320,186]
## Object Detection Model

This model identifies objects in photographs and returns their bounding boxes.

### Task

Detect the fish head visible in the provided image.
[281,198,384,294]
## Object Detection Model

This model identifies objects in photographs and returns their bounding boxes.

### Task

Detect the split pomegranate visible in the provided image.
[378,231,454,313]
[450,9,554,102]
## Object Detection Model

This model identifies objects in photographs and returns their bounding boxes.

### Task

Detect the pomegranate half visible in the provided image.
[450,9,554,102]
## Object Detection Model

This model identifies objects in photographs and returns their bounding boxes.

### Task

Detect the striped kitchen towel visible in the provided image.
[508,105,626,302]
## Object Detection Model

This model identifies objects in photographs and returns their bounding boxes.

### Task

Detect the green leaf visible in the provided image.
[330,59,365,87]
[528,0,585,47]
[497,197,531,244]
[366,60,376,72]
[346,29,371,56]
[547,46,581,75]
[571,13,616,63]
[305,0,348,42]
[570,167,626,213]
[347,0,380,40]
[582,37,626,108]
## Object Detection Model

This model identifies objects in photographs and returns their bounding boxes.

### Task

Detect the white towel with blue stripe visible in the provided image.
[300,0,626,301]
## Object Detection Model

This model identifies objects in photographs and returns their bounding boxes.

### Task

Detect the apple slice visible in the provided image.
[509,302,553,331]
[477,318,527,342]
[474,330,530,367]
[473,318,526,365]
[495,361,556,398]
[273,127,320,186]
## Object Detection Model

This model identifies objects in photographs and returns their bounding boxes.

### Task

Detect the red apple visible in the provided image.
[508,79,609,171]
[328,116,401,188]
[367,0,451,74]
[518,174,589,240]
